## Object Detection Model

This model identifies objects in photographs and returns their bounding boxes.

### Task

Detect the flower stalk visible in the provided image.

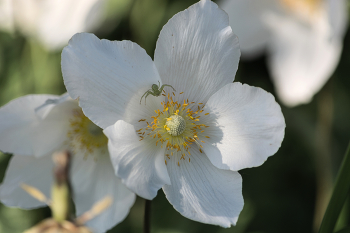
[319,141,350,233]
[51,151,71,223]
[143,199,152,233]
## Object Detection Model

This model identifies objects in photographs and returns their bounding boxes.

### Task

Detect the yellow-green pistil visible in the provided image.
[166,115,186,136]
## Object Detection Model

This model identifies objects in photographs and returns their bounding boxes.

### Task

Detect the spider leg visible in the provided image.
[144,92,152,105]
[158,85,165,94]
[140,90,150,104]
[160,84,176,93]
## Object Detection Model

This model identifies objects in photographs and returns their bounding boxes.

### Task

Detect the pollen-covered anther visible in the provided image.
[67,109,108,157]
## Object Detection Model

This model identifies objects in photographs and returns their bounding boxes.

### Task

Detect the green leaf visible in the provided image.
[335,227,350,233]
[319,142,350,233]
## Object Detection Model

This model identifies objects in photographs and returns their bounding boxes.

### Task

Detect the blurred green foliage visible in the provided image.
[0,0,350,232]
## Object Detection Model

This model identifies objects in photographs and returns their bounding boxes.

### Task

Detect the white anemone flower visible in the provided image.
[220,0,348,106]
[62,0,285,226]
[0,0,106,51]
[0,93,136,233]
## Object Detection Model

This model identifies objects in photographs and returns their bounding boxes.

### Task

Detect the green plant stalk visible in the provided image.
[51,151,71,223]
[51,183,70,223]
[319,142,350,233]
[143,199,151,233]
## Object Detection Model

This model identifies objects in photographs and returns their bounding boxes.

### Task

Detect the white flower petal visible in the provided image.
[203,83,285,171]
[0,155,53,208]
[0,0,14,33]
[11,0,43,38]
[0,94,71,157]
[264,11,344,106]
[37,0,105,51]
[4,0,105,51]
[71,153,135,233]
[154,0,240,103]
[62,33,162,129]
[34,93,71,119]
[163,148,243,227]
[104,120,170,200]
[219,0,273,58]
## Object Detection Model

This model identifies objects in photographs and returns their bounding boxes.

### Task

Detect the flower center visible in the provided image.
[67,109,108,158]
[280,0,321,12]
[166,114,186,136]
[280,0,323,21]
[137,92,211,166]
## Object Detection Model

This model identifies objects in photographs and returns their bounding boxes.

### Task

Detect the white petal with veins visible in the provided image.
[72,152,136,233]
[0,155,53,208]
[62,33,162,129]
[155,0,240,103]
[0,94,70,157]
[203,83,285,171]
[163,148,243,227]
[104,120,171,200]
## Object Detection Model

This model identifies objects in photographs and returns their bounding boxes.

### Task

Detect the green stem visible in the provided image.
[51,183,70,223]
[143,199,151,233]
[51,151,71,223]
[319,142,350,233]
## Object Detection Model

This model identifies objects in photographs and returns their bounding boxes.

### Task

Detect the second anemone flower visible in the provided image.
[62,0,285,226]
[0,93,135,233]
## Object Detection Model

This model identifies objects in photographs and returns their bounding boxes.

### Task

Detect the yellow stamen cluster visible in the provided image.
[137,92,210,165]
[280,0,322,16]
[67,109,108,158]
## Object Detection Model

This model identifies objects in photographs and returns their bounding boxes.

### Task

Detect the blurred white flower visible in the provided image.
[0,93,136,233]
[62,0,285,226]
[0,0,106,51]
[0,0,13,32]
[220,0,348,106]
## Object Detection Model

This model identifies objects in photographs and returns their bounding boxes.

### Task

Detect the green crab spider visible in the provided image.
[140,81,176,104]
